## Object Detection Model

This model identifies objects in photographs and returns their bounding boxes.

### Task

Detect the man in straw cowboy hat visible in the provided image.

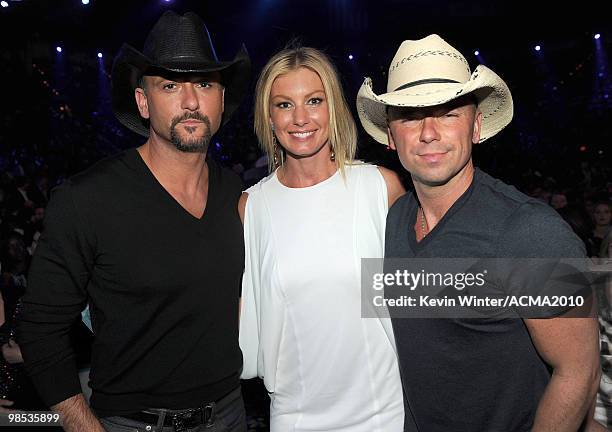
[18,11,250,432]
[357,35,601,431]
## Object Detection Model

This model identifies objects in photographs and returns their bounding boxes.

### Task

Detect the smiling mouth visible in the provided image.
[418,152,448,162]
[289,130,316,138]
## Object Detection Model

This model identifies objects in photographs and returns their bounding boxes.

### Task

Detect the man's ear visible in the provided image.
[472,109,483,144]
[387,125,397,151]
[135,87,150,119]
[221,87,225,114]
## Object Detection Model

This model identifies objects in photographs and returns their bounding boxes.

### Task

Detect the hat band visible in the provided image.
[394,78,459,92]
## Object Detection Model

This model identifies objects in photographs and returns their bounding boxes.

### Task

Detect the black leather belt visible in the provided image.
[122,403,215,431]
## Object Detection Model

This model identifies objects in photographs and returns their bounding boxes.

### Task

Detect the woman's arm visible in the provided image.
[377,166,405,208]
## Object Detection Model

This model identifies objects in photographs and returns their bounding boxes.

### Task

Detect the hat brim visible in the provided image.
[111,43,251,137]
[356,65,513,145]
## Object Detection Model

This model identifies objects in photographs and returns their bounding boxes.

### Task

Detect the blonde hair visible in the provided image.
[254,46,357,173]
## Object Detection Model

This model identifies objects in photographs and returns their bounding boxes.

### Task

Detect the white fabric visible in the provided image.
[240,163,404,431]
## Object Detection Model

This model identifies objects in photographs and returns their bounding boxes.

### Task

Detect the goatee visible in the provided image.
[170,112,212,153]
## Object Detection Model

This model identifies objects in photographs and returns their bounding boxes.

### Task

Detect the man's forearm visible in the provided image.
[532,368,600,432]
[52,394,104,432]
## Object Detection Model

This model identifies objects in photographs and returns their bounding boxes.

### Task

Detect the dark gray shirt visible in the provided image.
[386,169,586,432]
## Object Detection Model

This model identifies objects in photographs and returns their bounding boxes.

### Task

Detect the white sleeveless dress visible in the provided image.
[239,163,404,431]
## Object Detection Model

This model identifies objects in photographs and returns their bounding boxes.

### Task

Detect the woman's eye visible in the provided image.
[308,97,323,105]
[276,102,291,109]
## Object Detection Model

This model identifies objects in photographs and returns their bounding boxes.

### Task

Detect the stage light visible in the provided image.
[594,33,601,40]
[56,46,63,53]
[82,0,89,4]
[474,50,480,56]
[535,45,541,52]
[579,145,587,152]
[348,54,354,60]
[0,1,8,8]
[97,52,103,58]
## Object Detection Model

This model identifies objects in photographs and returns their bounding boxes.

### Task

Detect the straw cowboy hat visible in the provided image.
[112,11,251,137]
[357,34,513,144]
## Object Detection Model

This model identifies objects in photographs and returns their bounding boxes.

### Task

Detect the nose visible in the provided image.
[419,117,440,143]
[292,104,309,126]
[180,83,199,111]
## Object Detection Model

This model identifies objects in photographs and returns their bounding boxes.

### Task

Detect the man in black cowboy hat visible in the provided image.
[18,11,250,432]
[358,35,601,431]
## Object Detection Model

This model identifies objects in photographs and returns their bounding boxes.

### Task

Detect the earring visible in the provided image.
[330,148,336,162]
[273,135,279,167]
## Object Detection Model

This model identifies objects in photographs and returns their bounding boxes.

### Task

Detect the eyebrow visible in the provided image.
[270,90,325,100]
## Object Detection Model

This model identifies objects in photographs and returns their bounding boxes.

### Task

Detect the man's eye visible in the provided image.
[443,112,459,118]
[163,83,177,90]
[198,82,212,88]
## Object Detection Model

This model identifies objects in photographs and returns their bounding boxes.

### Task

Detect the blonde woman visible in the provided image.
[239,47,405,431]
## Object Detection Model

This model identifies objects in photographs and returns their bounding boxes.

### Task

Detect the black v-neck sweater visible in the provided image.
[18,149,245,416]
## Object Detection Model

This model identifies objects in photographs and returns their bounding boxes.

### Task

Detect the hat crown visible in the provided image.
[142,11,218,67]
[386,34,471,93]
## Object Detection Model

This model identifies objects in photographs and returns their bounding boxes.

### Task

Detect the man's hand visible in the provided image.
[52,394,104,432]
[2,339,24,364]
[583,418,608,432]
[0,398,16,413]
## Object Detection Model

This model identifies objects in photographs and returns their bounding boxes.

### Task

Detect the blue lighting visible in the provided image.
[348,54,354,60]
[0,1,8,8]
[535,45,541,52]
[474,50,480,56]
[595,33,601,40]
[56,46,63,53]
[97,52,103,58]
[82,0,90,4]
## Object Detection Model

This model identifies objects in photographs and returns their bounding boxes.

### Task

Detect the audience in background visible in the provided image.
[592,201,612,255]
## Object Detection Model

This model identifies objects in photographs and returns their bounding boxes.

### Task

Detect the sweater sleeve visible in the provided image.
[17,180,94,407]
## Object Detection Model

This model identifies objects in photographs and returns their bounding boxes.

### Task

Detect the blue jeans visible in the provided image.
[100,387,246,432]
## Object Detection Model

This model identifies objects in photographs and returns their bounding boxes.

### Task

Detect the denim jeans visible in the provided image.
[100,387,246,432]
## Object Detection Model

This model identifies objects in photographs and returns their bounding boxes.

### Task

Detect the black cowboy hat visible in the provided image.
[111,10,251,137]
